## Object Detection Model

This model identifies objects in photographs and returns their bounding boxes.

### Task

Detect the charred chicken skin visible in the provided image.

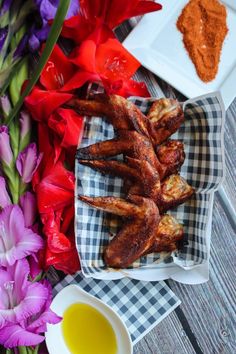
[68,95,184,145]
[159,174,194,213]
[147,98,184,145]
[75,94,193,267]
[67,94,150,138]
[143,215,184,254]
[79,195,160,268]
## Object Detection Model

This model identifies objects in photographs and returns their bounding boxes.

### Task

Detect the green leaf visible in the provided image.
[0,56,28,94]
[7,0,70,126]
[9,57,28,105]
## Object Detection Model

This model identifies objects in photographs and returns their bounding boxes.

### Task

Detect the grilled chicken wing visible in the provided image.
[79,195,160,268]
[156,140,185,177]
[79,157,161,202]
[67,94,150,137]
[78,159,140,181]
[159,174,194,213]
[147,98,184,145]
[77,131,166,179]
[144,215,184,254]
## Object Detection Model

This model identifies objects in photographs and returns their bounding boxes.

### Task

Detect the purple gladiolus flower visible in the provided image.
[0,177,11,208]
[0,205,43,267]
[29,0,79,51]
[0,27,8,52]
[16,143,42,183]
[20,111,31,140]
[0,125,13,166]
[36,0,79,21]
[0,259,61,348]
[28,253,42,280]
[20,191,37,228]
[0,95,11,117]
[13,34,28,59]
[0,259,47,327]
[0,0,13,16]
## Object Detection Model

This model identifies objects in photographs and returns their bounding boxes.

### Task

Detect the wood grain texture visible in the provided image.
[134,311,196,354]
[168,195,236,354]
[220,99,236,208]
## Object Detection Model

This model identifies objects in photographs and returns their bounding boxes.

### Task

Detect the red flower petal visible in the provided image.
[45,247,80,274]
[105,0,162,28]
[60,204,75,234]
[103,78,151,98]
[41,210,72,253]
[95,38,140,81]
[70,40,97,72]
[36,161,75,213]
[40,45,75,90]
[79,0,162,29]
[70,38,140,83]
[61,15,94,44]
[48,108,84,149]
[24,86,73,122]
[61,70,99,92]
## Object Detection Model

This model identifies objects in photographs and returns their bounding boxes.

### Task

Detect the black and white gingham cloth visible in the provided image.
[75,92,225,276]
[53,272,180,344]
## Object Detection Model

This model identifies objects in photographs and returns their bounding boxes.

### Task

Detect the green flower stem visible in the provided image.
[9,121,20,160]
[18,347,28,354]
[32,346,39,354]
[9,25,28,106]
[19,181,27,198]
[2,162,20,204]
[10,58,28,106]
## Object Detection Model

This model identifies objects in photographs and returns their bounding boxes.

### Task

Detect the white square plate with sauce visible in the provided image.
[123,0,236,109]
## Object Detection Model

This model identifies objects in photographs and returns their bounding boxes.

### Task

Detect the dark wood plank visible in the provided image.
[168,195,236,354]
[134,312,196,354]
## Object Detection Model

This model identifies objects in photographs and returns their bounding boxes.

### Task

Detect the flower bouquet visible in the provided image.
[0,0,162,353]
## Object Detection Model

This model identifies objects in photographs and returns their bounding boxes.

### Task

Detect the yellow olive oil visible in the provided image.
[62,303,118,354]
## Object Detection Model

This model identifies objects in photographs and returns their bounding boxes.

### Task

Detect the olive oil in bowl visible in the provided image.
[62,303,118,354]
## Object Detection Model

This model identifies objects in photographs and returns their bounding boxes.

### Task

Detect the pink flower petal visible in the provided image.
[27,279,61,332]
[0,177,11,208]
[0,323,44,348]
[14,281,48,323]
[19,192,37,227]
[0,205,44,267]
[16,143,43,183]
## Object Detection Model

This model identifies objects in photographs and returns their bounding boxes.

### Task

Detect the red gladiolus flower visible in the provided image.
[25,45,95,122]
[80,0,162,29]
[45,246,80,274]
[70,38,140,81]
[48,108,84,149]
[36,161,75,214]
[103,78,151,98]
[62,0,162,44]
[41,210,71,253]
[24,86,73,123]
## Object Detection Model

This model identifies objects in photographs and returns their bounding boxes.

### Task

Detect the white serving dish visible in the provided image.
[123,0,236,109]
[45,285,133,354]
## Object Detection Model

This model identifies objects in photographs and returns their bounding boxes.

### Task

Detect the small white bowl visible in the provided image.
[45,284,133,354]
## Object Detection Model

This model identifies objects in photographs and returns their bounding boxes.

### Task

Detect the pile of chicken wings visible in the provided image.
[69,94,194,268]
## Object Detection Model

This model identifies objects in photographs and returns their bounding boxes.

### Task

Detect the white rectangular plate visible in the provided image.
[123,0,236,109]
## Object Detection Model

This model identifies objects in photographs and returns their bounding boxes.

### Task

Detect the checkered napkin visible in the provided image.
[75,91,225,276]
[53,272,180,344]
